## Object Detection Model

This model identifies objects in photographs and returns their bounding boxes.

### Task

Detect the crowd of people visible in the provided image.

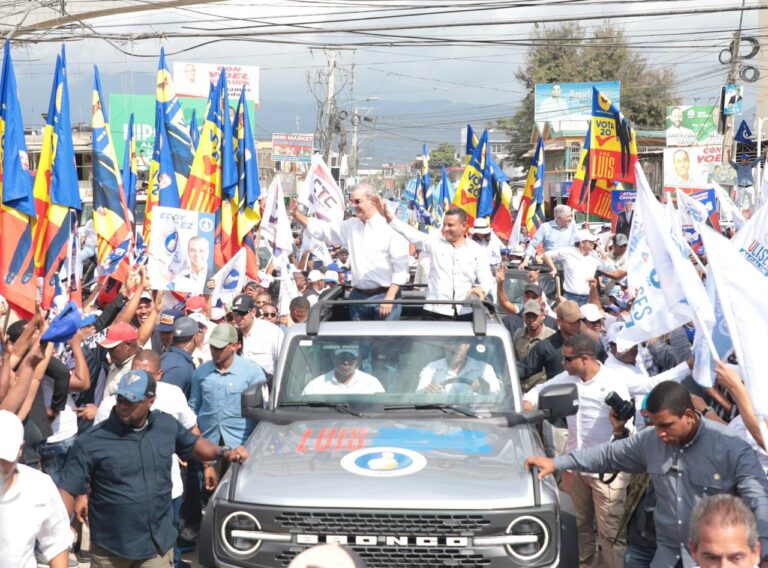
[1,179,766,568]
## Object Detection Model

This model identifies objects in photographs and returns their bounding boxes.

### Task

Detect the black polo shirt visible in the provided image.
[58,409,198,560]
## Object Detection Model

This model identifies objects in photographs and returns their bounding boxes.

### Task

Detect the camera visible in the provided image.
[604,391,635,422]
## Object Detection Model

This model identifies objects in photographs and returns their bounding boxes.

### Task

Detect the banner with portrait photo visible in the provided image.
[665,105,722,147]
[147,206,215,295]
[663,146,737,193]
[534,81,620,131]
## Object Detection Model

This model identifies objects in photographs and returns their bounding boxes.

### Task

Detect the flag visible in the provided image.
[521,136,546,236]
[699,224,768,419]
[234,92,262,276]
[32,46,81,309]
[432,165,453,226]
[677,189,711,253]
[300,153,345,223]
[259,176,294,264]
[451,129,488,226]
[589,87,637,184]
[732,197,768,277]
[92,66,132,280]
[403,177,418,203]
[121,113,138,226]
[567,124,614,219]
[143,105,180,245]
[508,206,524,251]
[189,109,199,150]
[96,237,131,278]
[465,124,477,164]
[420,144,430,203]
[0,40,36,316]
[211,247,247,308]
[155,47,194,190]
[713,181,744,231]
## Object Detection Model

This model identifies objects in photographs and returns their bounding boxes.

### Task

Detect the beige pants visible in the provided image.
[561,470,627,568]
[90,543,173,568]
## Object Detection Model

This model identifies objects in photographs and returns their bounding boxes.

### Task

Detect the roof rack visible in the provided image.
[306,294,496,337]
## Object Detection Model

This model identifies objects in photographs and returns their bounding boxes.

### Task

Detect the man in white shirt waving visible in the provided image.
[289,183,410,321]
[371,194,493,320]
[302,347,385,395]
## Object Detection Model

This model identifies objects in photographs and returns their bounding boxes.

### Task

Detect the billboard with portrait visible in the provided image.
[147,206,216,295]
[173,62,260,106]
[665,105,722,146]
[272,133,314,163]
[663,146,737,193]
[534,81,620,131]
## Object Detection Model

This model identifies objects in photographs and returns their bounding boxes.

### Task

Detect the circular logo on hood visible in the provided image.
[340,447,426,478]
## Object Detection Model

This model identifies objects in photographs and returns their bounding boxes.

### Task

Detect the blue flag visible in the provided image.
[189,109,199,150]
[121,113,138,219]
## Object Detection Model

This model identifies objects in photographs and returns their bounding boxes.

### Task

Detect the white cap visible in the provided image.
[210,307,226,322]
[189,312,214,330]
[606,321,636,354]
[579,303,603,322]
[0,410,24,462]
[308,270,324,283]
[324,270,339,282]
[575,228,597,243]
[470,218,492,235]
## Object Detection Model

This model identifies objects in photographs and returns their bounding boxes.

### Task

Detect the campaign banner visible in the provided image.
[272,133,314,163]
[665,105,723,147]
[147,206,215,295]
[723,83,743,116]
[173,62,259,105]
[611,189,637,214]
[534,81,620,130]
[567,181,613,220]
[211,248,247,308]
[663,146,737,192]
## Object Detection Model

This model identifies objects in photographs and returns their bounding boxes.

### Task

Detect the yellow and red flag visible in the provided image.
[451,129,488,226]
[589,87,637,184]
[567,123,614,220]
[520,137,546,237]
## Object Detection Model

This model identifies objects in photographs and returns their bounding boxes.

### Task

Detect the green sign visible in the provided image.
[108,94,257,169]
[665,105,722,147]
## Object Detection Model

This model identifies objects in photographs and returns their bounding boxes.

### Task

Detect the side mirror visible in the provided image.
[241,383,266,420]
[539,383,579,420]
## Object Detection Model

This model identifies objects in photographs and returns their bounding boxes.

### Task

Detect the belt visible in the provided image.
[353,286,389,297]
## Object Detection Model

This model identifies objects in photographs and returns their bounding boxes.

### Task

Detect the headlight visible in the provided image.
[221,511,262,556]
[505,515,549,561]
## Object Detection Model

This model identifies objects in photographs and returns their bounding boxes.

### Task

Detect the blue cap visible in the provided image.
[156,309,184,332]
[80,313,98,328]
[116,370,156,403]
[41,301,81,343]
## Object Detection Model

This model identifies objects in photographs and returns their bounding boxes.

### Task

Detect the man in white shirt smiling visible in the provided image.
[302,347,385,395]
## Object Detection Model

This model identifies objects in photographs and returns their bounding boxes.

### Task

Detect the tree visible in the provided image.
[498,22,678,166]
[428,143,459,169]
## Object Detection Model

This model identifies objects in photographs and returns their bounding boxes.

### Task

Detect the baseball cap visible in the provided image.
[324,270,339,282]
[555,300,582,323]
[41,301,82,343]
[116,369,157,403]
[607,321,636,354]
[156,309,184,332]
[98,322,138,348]
[523,284,543,298]
[580,303,603,322]
[334,347,359,358]
[80,312,98,328]
[189,312,213,329]
[185,295,207,313]
[209,323,239,348]
[613,233,628,247]
[470,218,492,235]
[522,300,542,316]
[232,295,254,314]
[0,410,24,462]
[173,316,199,340]
[139,291,153,302]
[575,228,597,243]
[210,307,226,322]
[308,270,324,283]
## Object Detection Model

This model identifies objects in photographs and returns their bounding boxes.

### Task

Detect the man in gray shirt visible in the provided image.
[526,381,768,568]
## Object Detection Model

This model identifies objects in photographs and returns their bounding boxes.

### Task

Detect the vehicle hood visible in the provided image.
[233,418,542,509]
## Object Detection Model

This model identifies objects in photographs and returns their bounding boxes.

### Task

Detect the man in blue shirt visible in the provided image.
[521,204,577,269]
[57,370,248,566]
[189,323,267,449]
[728,153,763,213]
[160,316,197,398]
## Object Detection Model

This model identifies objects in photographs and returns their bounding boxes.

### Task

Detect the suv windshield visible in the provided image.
[279,335,512,411]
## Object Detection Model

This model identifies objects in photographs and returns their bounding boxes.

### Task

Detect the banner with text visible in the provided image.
[663,145,737,192]
[665,105,723,147]
[173,62,259,106]
[272,133,314,163]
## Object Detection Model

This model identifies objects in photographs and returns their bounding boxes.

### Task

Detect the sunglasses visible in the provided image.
[351,198,367,205]
[562,354,580,363]
[472,234,490,241]
[335,354,358,363]
[261,312,278,318]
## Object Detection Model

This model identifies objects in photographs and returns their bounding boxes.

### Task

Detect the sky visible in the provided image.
[4,0,761,165]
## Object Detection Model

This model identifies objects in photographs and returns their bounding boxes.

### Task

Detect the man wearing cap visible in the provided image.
[184,295,207,316]
[303,270,325,306]
[58,370,248,567]
[189,323,267,448]
[729,152,762,214]
[99,322,141,401]
[372,195,493,320]
[0,410,71,568]
[288,184,410,321]
[230,294,283,379]
[603,234,629,295]
[544,228,623,306]
[160,316,198,399]
[470,218,503,271]
[512,300,555,391]
[302,347,385,395]
[156,308,184,352]
[323,270,340,288]
[520,204,577,269]
[327,248,350,277]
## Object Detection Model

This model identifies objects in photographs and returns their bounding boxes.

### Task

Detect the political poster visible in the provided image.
[663,146,737,193]
[147,206,215,295]
[723,83,743,116]
[534,81,620,130]
[211,248,247,308]
[611,189,636,214]
[173,62,259,106]
[272,133,314,163]
[665,105,722,146]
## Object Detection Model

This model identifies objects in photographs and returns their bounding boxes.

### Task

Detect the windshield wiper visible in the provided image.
[383,403,479,418]
[280,401,362,416]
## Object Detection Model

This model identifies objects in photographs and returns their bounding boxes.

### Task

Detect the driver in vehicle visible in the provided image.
[302,347,386,395]
[417,340,501,394]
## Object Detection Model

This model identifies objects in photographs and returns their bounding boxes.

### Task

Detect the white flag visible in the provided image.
[300,154,345,223]
[260,176,295,262]
[699,224,768,418]
[732,197,768,278]
[712,181,745,231]
[508,208,524,251]
[211,248,247,308]
[309,237,332,265]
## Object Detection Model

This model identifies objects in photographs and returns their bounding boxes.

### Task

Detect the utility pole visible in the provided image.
[722,0,746,165]
[758,2,768,121]
[350,62,358,178]
[323,50,337,165]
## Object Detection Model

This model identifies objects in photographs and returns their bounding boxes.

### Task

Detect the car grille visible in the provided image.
[274,511,492,535]
[275,546,492,568]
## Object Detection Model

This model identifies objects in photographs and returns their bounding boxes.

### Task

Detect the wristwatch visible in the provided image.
[219,445,232,461]
[702,406,714,417]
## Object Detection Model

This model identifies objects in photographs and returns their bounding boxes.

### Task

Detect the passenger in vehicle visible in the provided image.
[302,347,385,395]
[417,340,501,394]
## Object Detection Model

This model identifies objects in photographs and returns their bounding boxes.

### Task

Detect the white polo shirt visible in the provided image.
[302,370,384,395]
[242,318,284,376]
[547,247,616,296]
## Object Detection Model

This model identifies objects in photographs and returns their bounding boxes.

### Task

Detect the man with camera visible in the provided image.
[526,381,768,568]
[523,333,631,568]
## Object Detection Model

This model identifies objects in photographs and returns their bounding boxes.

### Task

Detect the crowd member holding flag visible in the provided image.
[520,204,576,270]
[288,183,409,321]
[371,194,493,320]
